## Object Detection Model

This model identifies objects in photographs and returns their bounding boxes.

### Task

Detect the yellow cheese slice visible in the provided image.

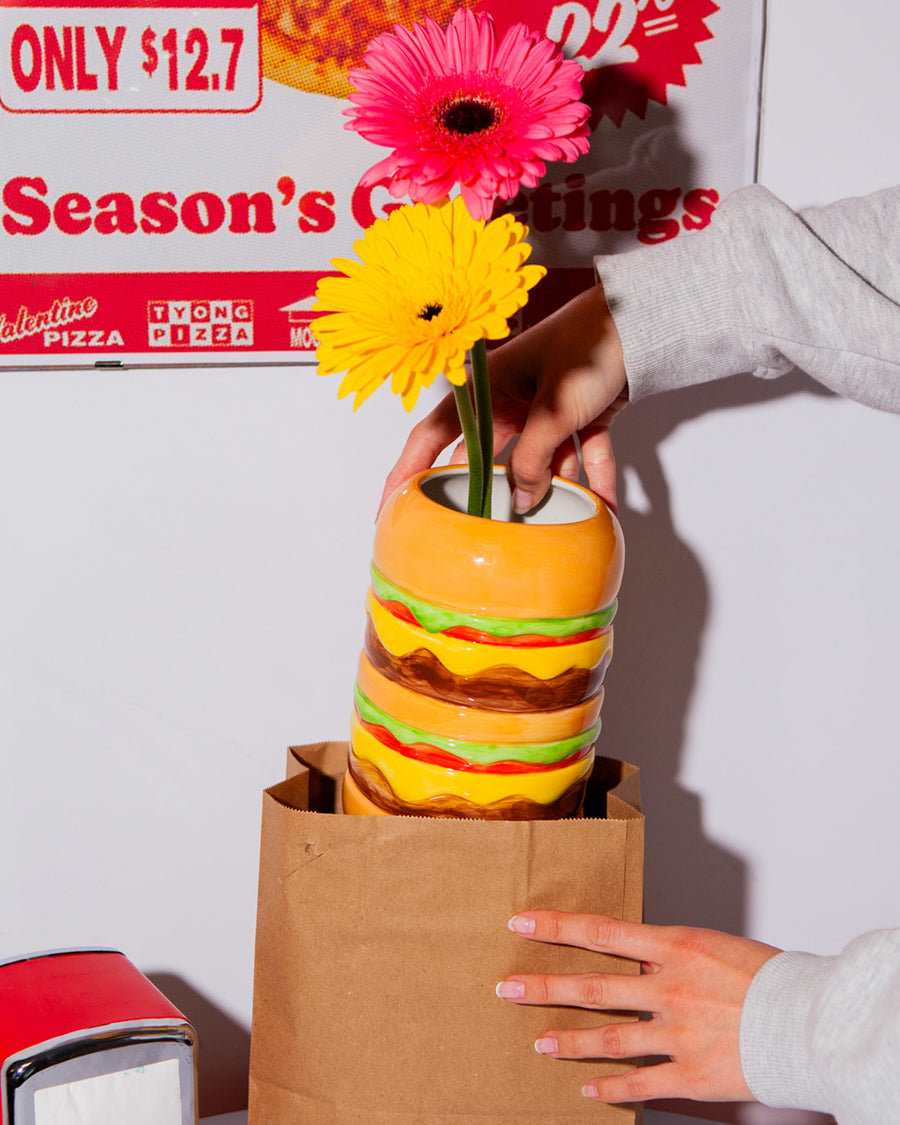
[367,590,612,680]
[350,714,594,807]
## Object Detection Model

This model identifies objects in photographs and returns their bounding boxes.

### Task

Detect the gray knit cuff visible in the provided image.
[739,950,834,1112]
[594,185,794,403]
[595,228,746,403]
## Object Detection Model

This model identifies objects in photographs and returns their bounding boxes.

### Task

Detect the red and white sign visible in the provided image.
[0,0,765,367]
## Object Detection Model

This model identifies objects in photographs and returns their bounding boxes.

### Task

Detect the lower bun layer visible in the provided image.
[348,754,589,820]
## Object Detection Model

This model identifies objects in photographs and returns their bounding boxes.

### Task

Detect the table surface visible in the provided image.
[201,1108,729,1124]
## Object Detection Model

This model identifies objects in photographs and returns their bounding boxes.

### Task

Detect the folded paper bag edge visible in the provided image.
[284,741,642,821]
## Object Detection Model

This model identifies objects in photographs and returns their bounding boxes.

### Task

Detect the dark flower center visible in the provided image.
[418,302,443,321]
[440,98,498,136]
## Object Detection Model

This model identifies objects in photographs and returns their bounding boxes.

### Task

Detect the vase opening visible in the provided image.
[420,466,599,525]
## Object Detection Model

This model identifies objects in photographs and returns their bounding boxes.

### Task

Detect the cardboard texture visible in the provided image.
[249,742,644,1125]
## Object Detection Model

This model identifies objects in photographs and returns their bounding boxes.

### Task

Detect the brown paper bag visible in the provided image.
[249,742,644,1125]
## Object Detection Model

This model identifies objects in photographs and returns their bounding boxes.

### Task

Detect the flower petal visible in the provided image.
[345,9,589,218]
[314,198,543,411]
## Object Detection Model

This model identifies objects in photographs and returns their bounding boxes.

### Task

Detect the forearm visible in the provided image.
[596,184,900,413]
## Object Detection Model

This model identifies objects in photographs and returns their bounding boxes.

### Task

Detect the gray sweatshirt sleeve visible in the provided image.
[595,184,900,413]
[598,188,900,1120]
[739,930,900,1122]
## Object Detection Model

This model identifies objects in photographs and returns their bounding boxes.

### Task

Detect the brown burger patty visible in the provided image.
[365,618,610,712]
[260,0,476,98]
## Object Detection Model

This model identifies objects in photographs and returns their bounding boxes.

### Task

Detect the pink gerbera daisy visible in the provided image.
[345,9,590,221]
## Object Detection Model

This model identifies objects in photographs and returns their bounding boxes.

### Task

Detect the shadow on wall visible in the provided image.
[503,74,710,329]
[149,972,250,1116]
[600,370,835,1125]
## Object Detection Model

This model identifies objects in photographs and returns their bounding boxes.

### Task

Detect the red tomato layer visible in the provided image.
[357,715,593,774]
[373,591,606,648]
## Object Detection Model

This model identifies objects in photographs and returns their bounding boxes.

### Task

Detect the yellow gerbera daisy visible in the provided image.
[313,196,545,411]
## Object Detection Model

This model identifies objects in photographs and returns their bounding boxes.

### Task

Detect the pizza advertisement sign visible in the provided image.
[0,0,765,368]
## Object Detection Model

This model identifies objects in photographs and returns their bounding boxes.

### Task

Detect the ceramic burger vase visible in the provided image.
[342,466,624,819]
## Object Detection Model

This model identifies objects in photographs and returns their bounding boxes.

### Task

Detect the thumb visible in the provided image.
[507,407,573,514]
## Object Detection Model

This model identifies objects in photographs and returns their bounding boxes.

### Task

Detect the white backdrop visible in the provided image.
[1,2,897,1123]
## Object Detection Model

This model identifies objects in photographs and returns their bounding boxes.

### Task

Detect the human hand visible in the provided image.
[379,284,628,516]
[496,910,780,1105]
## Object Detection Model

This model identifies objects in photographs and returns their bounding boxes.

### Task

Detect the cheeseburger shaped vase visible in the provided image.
[344,466,624,819]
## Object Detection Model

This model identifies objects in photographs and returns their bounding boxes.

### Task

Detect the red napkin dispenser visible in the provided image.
[0,948,197,1125]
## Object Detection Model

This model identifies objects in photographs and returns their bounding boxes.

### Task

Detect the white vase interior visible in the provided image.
[421,467,598,525]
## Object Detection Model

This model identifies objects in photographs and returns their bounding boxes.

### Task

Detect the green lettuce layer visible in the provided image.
[354,685,600,767]
[371,564,616,639]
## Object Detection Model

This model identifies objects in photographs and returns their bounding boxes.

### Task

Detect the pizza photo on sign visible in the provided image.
[260,0,477,98]
[260,0,719,124]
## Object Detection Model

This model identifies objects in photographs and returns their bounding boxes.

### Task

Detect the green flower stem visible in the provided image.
[471,337,493,519]
[453,380,483,518]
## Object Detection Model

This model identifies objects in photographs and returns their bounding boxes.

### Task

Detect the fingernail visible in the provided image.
[582,1084,598,1099]
[495,980,525,1000]
[512,488,533,514]
[535,1037,558,1055]
[508,914,535,934]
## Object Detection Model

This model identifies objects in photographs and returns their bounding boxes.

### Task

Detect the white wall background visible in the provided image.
[1,2,897,1122]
